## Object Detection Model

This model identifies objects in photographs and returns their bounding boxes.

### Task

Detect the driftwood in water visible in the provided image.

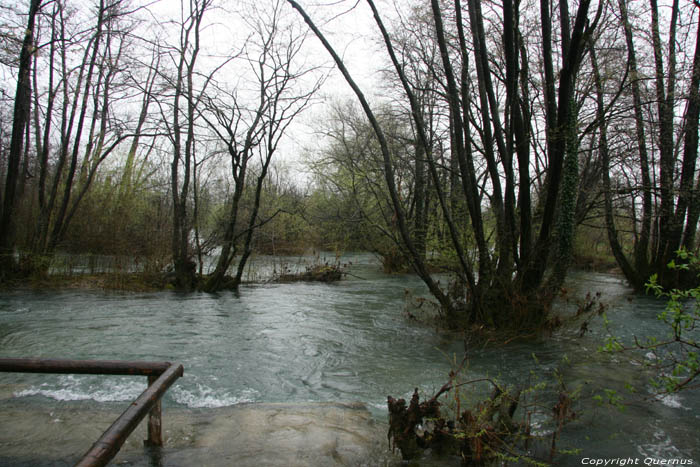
[387,388,442,459]
[276,265,344,283]
[387,384,522,464]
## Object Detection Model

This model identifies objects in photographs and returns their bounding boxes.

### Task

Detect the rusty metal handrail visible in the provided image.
[0,357,184,467]
[0,357,172,375]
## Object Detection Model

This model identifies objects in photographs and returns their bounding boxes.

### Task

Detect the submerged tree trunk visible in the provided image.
[290,0,598,330]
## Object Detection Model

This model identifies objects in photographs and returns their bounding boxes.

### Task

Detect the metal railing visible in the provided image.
[0,357,184,467]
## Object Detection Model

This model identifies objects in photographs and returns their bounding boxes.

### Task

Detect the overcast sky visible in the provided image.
[143,0,391,181]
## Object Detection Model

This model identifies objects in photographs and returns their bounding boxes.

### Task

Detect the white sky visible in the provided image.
[271,0,393,181]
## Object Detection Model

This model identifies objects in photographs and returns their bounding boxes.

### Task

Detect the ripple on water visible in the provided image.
[637,426,692,460]
[0,256,699,464]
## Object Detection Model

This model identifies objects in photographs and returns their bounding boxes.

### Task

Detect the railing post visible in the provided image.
[0,358,183,466]
[76,362,183,466]
[146,375,162,446]
[0,359,183,465]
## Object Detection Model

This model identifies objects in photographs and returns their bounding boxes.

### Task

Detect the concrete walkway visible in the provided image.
[0,397,400,466]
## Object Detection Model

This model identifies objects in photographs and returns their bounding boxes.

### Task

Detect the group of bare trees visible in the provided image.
[0,0,319,290]
[293,0,700,329]
[1,0,698,313]
[602,0,700,289]
[0,0,144,276]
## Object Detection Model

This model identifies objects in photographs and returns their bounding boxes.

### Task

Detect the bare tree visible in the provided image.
[22,0,150,273]
[157,0,216,290]
[0,0,42,278]
[602,0,700,289]
[201,0,321,291]
[289,0,602,329]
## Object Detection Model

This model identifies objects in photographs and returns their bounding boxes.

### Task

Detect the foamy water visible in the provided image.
[1,256,698,464]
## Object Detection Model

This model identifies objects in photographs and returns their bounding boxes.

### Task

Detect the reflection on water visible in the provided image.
[0,254,698,465]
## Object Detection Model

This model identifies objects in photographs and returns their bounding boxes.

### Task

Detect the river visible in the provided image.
[0,253,698,465]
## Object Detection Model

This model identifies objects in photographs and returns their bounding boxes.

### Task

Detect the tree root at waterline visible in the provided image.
[388,383,522,465]
[387,375,576,465]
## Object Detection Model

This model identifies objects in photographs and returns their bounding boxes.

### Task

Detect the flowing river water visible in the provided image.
[0,253,698,465]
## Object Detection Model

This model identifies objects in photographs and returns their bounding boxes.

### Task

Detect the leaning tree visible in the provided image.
[289,0,602,330]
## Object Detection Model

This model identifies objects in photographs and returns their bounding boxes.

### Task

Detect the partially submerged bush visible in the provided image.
[273,254,347,283]
[387,360,579,465]
[601,248,700,397]
[275,263,345,283]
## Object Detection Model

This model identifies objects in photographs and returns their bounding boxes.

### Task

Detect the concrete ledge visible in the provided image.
[0,398,400,466]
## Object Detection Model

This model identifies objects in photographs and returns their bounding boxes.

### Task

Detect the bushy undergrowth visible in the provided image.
[387,355,581,466]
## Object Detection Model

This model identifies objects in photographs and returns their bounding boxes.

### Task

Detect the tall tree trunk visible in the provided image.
[516,38,533,266]
[683,172,700,251]
[288,0,455,317]
[618,0,653,278]
[548,98,580,290]
[592,47,642,287]
[367,0,478,313]
[521,0,595,293]
[649,0,678,271]
[466,0,512,281]
[203,157,249,291]
[434,0,492,295]
[670,13,700,258]
[171,0,209,291]
[233,154,275,288]
[0,0,42,277]
[48,0,106,254]
[413,140,427,260]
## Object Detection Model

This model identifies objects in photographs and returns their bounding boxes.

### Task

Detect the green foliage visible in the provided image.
[592,389,626,411]
[387,353,583,465]
[62,170,172,263]
[571,215,618,272]
[601,249,700,398]
[306,100,453,266]
[642,249,700,393]
[294,183,375,252]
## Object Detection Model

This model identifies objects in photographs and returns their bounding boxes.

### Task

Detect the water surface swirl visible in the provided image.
[0,254,698,464]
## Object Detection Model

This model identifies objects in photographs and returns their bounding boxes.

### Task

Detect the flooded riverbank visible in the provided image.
[1,254,698,465]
